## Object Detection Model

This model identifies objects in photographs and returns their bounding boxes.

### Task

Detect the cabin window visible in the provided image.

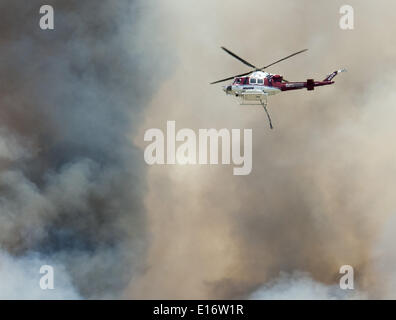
[257,79,264,84]
[244,77,249,84]
[250,78,256,84]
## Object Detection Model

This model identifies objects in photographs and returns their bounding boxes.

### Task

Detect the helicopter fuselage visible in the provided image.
[222,70,337,103]
[223,71,281,97]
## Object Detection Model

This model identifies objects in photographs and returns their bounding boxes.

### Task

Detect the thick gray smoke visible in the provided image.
[0,0,165,298]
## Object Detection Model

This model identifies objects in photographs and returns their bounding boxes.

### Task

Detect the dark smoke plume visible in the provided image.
[0,0,164,298]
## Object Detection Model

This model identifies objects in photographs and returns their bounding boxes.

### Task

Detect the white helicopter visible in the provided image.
[211,47,346,129]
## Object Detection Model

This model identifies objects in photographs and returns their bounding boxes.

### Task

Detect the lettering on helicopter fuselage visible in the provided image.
[243,87,254,89]
[286,83,304,88]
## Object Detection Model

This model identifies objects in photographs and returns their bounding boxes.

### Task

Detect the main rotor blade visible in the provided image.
[221,47,258,69]
[210,48,308,84]
[260,49,308,70]
[210,70,252,84]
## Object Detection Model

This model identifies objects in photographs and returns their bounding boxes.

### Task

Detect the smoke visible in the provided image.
[249,272,365,300]
[128,0,396,299]
[2,0,396,300]
[0,0,167,298]
[0,250,79,299]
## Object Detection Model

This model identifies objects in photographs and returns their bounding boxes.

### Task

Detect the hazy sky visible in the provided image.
[129,0,396,299]
[1,0,396,299]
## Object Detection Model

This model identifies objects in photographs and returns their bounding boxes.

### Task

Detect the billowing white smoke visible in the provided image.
[0,250,80,299]
[129,0,396,299]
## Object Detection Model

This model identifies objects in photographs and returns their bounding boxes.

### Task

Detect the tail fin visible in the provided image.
[323,68,347,82]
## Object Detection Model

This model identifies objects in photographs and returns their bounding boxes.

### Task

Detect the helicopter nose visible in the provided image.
[223,85,232,93]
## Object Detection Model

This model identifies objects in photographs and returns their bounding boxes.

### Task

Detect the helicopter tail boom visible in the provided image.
[280,69,346,92]
[281,80,333,91]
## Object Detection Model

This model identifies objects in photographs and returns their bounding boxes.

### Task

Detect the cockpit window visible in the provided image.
[257,79,264,84]
[250,78,256,84]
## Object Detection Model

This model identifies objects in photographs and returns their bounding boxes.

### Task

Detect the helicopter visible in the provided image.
[210,47,346,129]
